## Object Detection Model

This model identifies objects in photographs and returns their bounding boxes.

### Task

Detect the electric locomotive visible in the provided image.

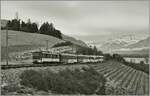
[32,51,104,64]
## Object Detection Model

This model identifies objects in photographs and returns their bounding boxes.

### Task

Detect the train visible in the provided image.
[32,51,104,64]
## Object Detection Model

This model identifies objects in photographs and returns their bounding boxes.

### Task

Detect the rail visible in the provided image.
[1,62,102,70]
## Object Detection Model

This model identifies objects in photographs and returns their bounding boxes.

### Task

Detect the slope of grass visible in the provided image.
[1,30,64,61]
[1,30,63,47]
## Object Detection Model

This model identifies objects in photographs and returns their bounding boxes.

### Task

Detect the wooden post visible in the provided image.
[46,40,48,51]
[6,27,9,65]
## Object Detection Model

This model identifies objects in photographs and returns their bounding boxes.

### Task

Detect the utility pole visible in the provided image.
[15,12,19,20]
[72,44,73,53]
[6,26,9,65]
[46,40,48,51]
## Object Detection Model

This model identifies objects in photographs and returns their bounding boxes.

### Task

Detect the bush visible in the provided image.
[19,67,106,95]
[52,41,73,48]
[20,70,48,91]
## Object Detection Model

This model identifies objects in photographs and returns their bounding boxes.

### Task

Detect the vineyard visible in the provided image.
[1,61,149,95]
[90,61,149,95]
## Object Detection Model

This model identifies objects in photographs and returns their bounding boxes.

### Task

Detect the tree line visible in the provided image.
[104,53,149,74]
[52,41,103,55]
[4,18,62,39]
[77,46,103,55]
[52,41,73,48]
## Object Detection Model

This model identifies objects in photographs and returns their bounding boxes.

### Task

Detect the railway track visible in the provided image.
[1,62,102,70]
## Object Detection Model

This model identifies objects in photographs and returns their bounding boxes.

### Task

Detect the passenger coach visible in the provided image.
[32,51,104,64]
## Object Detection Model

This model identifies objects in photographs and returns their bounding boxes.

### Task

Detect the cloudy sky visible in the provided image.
[1,1,149,44]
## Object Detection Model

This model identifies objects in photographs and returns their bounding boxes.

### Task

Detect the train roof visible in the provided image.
[61,53,77,56]
[32,51,58,55]
[77,54,104,57]
[32,51,104,57]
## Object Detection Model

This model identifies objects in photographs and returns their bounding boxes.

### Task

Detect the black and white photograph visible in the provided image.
[1,0,149,95]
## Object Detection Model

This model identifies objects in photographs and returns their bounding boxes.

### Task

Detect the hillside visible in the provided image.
[62,34,87,47]
[1,30,87,62]
[113,37,149,55]
[99,37,149,55]
[99,41,127,52]
[1,30,64,47]
[1,30,64,61]
[125,37,149,48]
[99,35,149,53]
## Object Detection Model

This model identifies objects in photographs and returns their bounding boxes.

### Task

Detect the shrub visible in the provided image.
[19,70,48,91]
[19,67,106,95]
[52,41,73,48]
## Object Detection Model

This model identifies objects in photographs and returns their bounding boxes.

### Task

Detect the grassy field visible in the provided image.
[1,30,64,62]
[1,30,87,63]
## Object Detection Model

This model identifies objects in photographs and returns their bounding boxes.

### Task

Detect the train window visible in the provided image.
[52,54,54,58]
[52,55,55,58]
[44,54,46,58]
[42,54,45,58]
[47,54,50,58]
[49,54,52,58]
[52,54,55,58]
[48,54,50,58]
[49,54,53,58]
[45,54,47,58]
[46,54,48,58]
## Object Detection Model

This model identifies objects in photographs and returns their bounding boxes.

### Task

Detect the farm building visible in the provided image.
[122,55,149,64]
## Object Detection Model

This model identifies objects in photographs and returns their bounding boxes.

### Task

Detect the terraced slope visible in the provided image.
[90,61,149,95]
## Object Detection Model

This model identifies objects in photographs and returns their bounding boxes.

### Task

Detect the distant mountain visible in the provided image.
[99,36,149,54]
[113,37,149,55]
[125,37,149,48]
[99,40,127,52]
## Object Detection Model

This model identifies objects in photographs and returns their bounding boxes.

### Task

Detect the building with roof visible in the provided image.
[122,55,149,64]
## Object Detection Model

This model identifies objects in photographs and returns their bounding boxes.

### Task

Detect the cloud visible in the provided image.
[1,1,149,43]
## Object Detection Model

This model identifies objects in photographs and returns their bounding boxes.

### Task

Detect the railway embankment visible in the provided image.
[1,61,149,95]
[1,64,89,95]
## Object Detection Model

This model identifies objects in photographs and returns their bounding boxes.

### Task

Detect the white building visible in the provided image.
[123,55,148,64]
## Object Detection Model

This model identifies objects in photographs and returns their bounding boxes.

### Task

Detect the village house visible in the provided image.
[123,55,149,64]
